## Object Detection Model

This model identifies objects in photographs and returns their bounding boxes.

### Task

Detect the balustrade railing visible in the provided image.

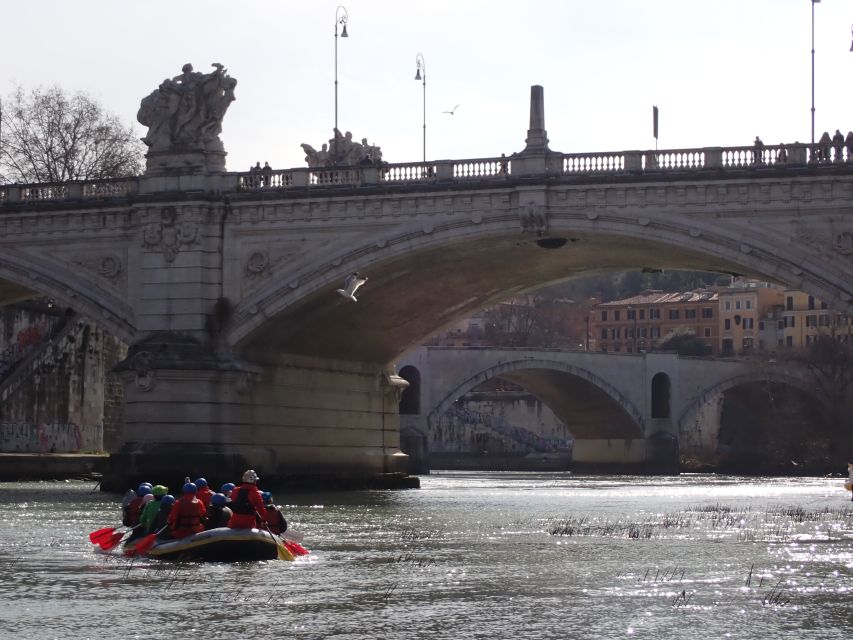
[2,139,851,204]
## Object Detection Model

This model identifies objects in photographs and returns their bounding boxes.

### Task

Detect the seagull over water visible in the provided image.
[442,104,461,115]
[336,272,368,302]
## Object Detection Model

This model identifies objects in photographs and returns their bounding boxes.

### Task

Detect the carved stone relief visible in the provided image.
[142,206,198,263]
[520,203,547,235]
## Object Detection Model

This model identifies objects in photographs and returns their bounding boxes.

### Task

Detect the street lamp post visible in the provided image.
[334,6,349,133]
[811,0,820,147]
[414,53,426,163]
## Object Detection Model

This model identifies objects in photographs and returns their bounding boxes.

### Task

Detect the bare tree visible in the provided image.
[0,85,143,184]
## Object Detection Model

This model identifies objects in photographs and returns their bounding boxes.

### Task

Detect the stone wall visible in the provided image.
[0,303,127,453]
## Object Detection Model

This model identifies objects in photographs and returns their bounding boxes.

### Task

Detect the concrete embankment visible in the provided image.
[0,453,108,481]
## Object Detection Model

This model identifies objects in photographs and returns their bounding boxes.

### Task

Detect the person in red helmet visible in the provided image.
[227,469,266,529]
[168,482,207,539]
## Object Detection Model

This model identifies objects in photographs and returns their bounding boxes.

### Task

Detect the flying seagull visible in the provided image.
[336,272,368,302]
[442,104,461,115]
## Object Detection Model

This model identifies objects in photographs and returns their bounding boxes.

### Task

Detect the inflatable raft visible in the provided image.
[124,527,295,562]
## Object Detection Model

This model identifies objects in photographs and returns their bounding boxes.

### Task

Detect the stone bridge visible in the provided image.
[395,346,813,469]
[0,79,850,488]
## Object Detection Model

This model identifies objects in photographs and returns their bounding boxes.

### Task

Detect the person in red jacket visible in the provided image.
[168,482,207,539]
[194,477,214,508]
[227,469,266,529]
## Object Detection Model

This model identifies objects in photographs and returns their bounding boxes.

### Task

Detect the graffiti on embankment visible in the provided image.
[0,422,103,453]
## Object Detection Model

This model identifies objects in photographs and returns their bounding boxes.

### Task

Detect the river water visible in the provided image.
[1,472,852,640]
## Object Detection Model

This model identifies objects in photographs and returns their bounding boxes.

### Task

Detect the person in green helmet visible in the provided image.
[140,484,169,533]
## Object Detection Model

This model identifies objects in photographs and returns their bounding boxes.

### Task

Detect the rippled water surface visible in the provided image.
[1,473,853,639]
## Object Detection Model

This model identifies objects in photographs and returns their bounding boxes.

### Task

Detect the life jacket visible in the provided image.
[231,486,258,515]
[265,505,287,534]
[197,486,214,508]
[172,497,205,533]
[205,505,232,530]
[124,497,144,527]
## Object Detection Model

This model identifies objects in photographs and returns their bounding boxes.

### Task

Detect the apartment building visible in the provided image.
[717,279,784,356]
[591,290,719,354]
[781,290,853,348]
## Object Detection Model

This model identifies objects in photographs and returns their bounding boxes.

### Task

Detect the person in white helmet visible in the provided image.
[227,469,266,529]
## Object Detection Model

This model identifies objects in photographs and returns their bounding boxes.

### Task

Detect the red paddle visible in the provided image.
[131,526,168,556]
[283,540,309,556]
[89,526,119,543]
[98,531,127,551]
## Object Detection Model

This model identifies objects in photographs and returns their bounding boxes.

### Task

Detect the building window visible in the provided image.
[786,336,793,347]
[777,320,784,330]
[806,335,816,344]
[785,316,795,328]
[669,310,680,320]
[641,328,647,338]
[735,300,741,310]
[724,319,731,330]
[639,309,645,320]
[704,327,711,337]
[614,310,621,321]
[601,310,608,321]
[627,309,636,320]
[650,309,661,320]
[808,295,815,310]
[821,301,828,310]
[702,308,713,319]
[759,320,765,330]
[601,329,608,339]
[745,300,752,310]
[743,318,753,329]
[742,337,754,350]
[786,296,794,311]
[721,338,734,356]
[685,309,697,319]
[819,315,830,327]
[806,315,817,327]
[725,301,731,311]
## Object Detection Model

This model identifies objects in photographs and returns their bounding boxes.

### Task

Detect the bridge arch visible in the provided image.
[426,357,644,440]
[0,249,136,343]
[398,365,421,415]
[227,205,848,366]
[676,370,817,436]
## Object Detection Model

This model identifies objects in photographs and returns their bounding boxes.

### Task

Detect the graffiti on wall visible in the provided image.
[0,422,103,453]
[0,318,52,377]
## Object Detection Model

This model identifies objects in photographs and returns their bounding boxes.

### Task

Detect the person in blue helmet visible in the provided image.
[168,482,207,539]
[220,482,236,503]
[152,494,176,540]
[205,493,233,530]
[194,477,214,508]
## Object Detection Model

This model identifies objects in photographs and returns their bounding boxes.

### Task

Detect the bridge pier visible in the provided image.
[102,335,416,491]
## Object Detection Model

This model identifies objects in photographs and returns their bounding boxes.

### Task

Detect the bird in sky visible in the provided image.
[442,104,461,115]
[336,272,368,302]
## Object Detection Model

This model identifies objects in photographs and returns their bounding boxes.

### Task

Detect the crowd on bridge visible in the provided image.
[120,469,288,541]
[754,129,853,165]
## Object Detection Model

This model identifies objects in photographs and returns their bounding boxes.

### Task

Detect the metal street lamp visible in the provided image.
[334,5,349,133]
[850,23,853,51]
[811,0,820,147]
[414,53,426,163]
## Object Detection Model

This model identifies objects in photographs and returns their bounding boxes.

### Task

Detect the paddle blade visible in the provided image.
[282,529,304,543]
[133,533,159,556]
[283,540,309,556]
[89,526,117,543]
[98,531,126,551]
[275,539,295,561]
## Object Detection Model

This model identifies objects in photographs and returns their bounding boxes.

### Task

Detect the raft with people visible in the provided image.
[89,469,308,562]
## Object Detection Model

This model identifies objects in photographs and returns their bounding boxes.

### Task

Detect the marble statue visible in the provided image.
[300,130,383,167]
[137,63,237,153]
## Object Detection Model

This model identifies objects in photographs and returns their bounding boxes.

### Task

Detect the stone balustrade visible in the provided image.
[1,140,850,204]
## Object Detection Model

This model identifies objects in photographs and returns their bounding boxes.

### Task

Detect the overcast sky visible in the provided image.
[2,1,852,171]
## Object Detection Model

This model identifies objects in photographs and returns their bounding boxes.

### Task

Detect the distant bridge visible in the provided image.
[395,346,814,468]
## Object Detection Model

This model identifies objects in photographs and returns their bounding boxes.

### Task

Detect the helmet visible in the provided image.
[183,482,198,494]
[137,485,152,497]
[220,482,235,494]
[194,477,208,488]
[152,485,168,497]
[242,469,259,484]
[161,494,176,506]
[142,494,155,504]
[261,491,272,504]
[138,482,153,491]
[211,493,227,507]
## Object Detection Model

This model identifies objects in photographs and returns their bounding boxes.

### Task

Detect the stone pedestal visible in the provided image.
[102,341,416,491]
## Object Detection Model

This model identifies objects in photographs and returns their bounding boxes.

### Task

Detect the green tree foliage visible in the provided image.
[0,85,143,184]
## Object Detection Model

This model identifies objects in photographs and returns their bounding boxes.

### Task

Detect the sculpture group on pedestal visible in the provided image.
[301,129,383,168]
[137,63,237,155]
